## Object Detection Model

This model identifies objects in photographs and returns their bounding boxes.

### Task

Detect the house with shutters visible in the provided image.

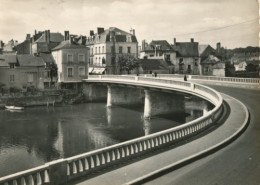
[85,27,138,75]
[51,34,89,89]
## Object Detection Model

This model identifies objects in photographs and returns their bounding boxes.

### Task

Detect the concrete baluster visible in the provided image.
[126,146,130,156]
[162,135,166,144]
[44,170,49,183]
[151,139,155,147]
[13,180,18,185]
[36,173,42,185]
[67,164,70,175]
[172,132,176,140]
[73,162,77,174]
[138,142,142,151]
[143,141,147,150]
[99,153,104,165]
[169,133,173,141]
[96,155,100,166]
[155,137,159,146]
[84,159,89,170]
[159,136,163,145]
[117,149,121,159]
[79,160,83,172]
[106,152,111,163]
[121,148,125,157]
[111,151,115,161]
[130,145,134,154]
[90,156,95,168]
[147,140,151,149]
[166,134,169,142]
[21,177,26,185]
[28,175,34,185]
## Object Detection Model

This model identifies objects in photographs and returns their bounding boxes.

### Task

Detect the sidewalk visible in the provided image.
[72,93,249,185]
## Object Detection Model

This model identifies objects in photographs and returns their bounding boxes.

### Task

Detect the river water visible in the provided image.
[0,96,213,177]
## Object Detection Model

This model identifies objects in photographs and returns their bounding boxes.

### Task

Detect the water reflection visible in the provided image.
[0,96,213,176]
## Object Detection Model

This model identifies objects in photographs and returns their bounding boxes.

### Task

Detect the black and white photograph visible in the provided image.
[0,0,259,184]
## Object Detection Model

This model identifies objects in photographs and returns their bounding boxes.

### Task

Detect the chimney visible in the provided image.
[90,30,94,36]
[46,30,50,43]
[44,30,47,42]
[97,27,105,35]
[173,38,176,44]
[191,38,194,43]
[130,28,135,36]
[216,42,221,52]
[64,31,70,41]
[26,34,30,41]
[35,30,37,35]
[142,40,146,51]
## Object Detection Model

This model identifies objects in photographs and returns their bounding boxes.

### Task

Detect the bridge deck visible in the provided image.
[70,93,248,185]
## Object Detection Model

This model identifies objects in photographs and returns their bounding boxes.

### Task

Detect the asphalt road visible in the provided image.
[144,85,260,185]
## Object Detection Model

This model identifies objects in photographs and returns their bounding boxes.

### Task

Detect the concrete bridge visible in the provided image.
[0,75,257,185]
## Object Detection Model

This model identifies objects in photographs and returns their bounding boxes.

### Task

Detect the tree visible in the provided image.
[118,55,139,74]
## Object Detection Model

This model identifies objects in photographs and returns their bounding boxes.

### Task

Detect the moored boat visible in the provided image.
[5,106,25,110]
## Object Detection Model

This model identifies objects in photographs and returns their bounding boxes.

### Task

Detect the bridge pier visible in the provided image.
[144,89,185,119]
[83,83,107,102]
[107,85,143,107]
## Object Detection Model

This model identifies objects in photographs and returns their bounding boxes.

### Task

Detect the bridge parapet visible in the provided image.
[0,75,223,185]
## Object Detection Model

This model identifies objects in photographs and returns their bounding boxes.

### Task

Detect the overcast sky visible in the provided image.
[0,0,259,49]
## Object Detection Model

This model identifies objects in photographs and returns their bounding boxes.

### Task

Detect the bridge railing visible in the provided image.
[149,74,260,84]
[0,75,223,185]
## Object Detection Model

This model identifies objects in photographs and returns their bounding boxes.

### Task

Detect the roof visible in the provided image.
[198,45,209,55]
[52,40,87,51]
[172,42,199,57]
[0,54,17,64]
[85,27,138,45]
[17,55,45,67]
[40,53,55,64]
[139,59,169,71]
[144,40,173,51]
[36,32,64,43]
[201,54,221,64]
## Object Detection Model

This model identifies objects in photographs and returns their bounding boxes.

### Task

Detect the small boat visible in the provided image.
[5,106,25,110]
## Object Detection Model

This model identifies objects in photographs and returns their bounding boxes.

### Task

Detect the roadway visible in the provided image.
[144,85,260,185]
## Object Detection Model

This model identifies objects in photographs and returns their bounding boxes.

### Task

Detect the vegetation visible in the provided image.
[118,55,139,74]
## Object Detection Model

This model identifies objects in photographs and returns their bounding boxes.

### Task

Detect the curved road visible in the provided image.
[145,85,260,185]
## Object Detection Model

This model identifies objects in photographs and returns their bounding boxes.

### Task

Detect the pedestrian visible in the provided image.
[184,74,187,81]
[154,72,157,77]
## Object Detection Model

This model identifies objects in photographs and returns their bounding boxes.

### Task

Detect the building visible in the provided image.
[85,27,138,75]
[32,30,64,54]
[0,54,45,90]
[138,59,170,74]
[51,35,89,89]
[171,38,200,75]
[140,40,175,73]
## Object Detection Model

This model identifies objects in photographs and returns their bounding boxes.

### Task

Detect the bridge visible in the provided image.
[0,75,259,185]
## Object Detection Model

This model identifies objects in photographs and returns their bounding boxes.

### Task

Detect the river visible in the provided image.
[0,96,213,177]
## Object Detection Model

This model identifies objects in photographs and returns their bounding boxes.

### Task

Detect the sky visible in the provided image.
[0,0,259,49]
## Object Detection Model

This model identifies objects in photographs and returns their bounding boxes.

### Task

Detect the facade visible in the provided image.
[51,38,89,89]
[140,40,175,73]
[171,38,200,75]
[0,54,45,90]
[85,27,138,75]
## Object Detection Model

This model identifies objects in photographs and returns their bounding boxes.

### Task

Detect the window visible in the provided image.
[67,54,73,63]
[165,55,170,61]
[78,54,85,62]
[10,75,14,82]
[99,47,100,54]
[27,73,33,82]
[111,46,115,53]
[99,57,101,66]
[95,47,97,54]
[91,48,93,55]
[79,67,85,77]
[102,46,104,53]
[127,47,131,54]
[10,63,15,68]
[127,36,131,42]
[195,58,198,66]
[119,46,123,54]
[68,67,73,77]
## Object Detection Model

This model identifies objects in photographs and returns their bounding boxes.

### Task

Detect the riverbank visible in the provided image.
[0,90,85,109]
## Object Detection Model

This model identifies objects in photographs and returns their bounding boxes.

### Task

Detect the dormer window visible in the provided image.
[127,36,131,42]
[9,63,15,68]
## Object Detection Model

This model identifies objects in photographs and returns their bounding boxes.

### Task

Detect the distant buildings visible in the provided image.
[52,32,89,89]
[85,27,138,75]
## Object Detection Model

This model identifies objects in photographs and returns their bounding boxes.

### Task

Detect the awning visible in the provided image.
[90,67,106,74]
[88,67,94,74]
